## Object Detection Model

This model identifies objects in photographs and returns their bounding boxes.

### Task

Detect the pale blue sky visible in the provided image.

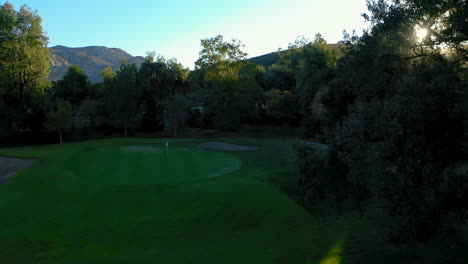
[6,0,369,68]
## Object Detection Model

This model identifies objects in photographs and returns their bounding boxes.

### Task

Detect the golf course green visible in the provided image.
[0,138,464,263]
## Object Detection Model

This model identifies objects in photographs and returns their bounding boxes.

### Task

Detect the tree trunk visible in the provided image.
[90,116,95,128]
[155,96,158,131]
[59,130,63,144]
[124,125,127,137]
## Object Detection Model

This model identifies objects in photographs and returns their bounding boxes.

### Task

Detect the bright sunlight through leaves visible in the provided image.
[416,27,428,42]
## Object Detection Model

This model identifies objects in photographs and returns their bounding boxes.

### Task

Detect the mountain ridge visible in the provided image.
[49,42,345,83]
[49,45,145,83]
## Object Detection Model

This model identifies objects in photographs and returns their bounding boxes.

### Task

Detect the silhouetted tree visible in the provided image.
[104,63,140,137]
[47,102,73,144]
[52,65,93,108]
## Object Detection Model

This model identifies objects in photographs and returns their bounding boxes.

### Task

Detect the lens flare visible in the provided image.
[416,27,428,42]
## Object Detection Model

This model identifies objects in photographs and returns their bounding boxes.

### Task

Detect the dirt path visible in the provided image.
[198,141,258,151]
[0,156,37,184]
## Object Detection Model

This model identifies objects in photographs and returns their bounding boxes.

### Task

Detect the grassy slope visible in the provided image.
[0,138,465,263]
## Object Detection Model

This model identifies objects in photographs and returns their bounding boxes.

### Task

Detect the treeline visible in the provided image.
[0,2,340,145]
[49,56,190,141]
[0,2,196,143]
[295,0,468,244]
[0,2,308,145]
[1,0,467,245]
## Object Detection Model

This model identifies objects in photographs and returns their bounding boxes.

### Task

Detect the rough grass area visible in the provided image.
[0,138,465,263]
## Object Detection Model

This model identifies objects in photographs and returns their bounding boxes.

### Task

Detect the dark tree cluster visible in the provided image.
[295,0,468,243]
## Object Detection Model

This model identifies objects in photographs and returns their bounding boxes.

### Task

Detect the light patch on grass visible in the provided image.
[319,238,346,264]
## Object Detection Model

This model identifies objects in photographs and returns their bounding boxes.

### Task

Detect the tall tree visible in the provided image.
[0,2,50,132]
[164,94,189,137]
[100,66,117,81]
[104,63,139,137]
[137,55,170,131]
[265,36,311,92]
[195,35,263,130]
[52,65,92,108]
[264,89,299,125]
[195,35,247,69]
[79,99,104,128]
[47,102,73,144]
[137,54,189,132]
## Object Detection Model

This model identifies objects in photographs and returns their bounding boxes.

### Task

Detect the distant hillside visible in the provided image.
[248,52,281,67]
[49,43,346,83]
[49,46,145,83]
[248,41,345,67]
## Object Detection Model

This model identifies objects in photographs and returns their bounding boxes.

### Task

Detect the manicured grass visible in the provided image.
[0,138,465,263]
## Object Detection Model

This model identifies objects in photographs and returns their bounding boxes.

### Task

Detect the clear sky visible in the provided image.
[6,0,369,68]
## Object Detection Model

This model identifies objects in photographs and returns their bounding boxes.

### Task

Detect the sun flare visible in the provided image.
[416,27,428,42]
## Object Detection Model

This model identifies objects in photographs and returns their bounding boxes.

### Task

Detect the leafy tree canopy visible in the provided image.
[52,65,92,107]
[0,2,50,131]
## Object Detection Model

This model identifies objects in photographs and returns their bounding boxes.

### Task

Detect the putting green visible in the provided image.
[73,144,241,185]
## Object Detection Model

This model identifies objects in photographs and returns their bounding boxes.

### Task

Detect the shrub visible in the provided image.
[295,143,349,206]
[384,163,468,243]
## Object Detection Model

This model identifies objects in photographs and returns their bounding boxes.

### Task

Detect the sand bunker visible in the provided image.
[198,141,257,151]
[0,156,37,184]
[122,146,161,153]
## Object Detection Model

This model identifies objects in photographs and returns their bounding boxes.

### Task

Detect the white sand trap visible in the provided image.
[198,141,258,151]
[0,156,37,184]
[122,146,161,153]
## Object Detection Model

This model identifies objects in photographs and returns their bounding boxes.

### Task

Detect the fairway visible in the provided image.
[0,139,463,263]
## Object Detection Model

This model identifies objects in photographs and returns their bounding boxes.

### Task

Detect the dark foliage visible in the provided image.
[296,0,468,244]
[295,144,350,205]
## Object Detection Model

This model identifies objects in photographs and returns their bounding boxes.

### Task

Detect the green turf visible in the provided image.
[0,138,465,263]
